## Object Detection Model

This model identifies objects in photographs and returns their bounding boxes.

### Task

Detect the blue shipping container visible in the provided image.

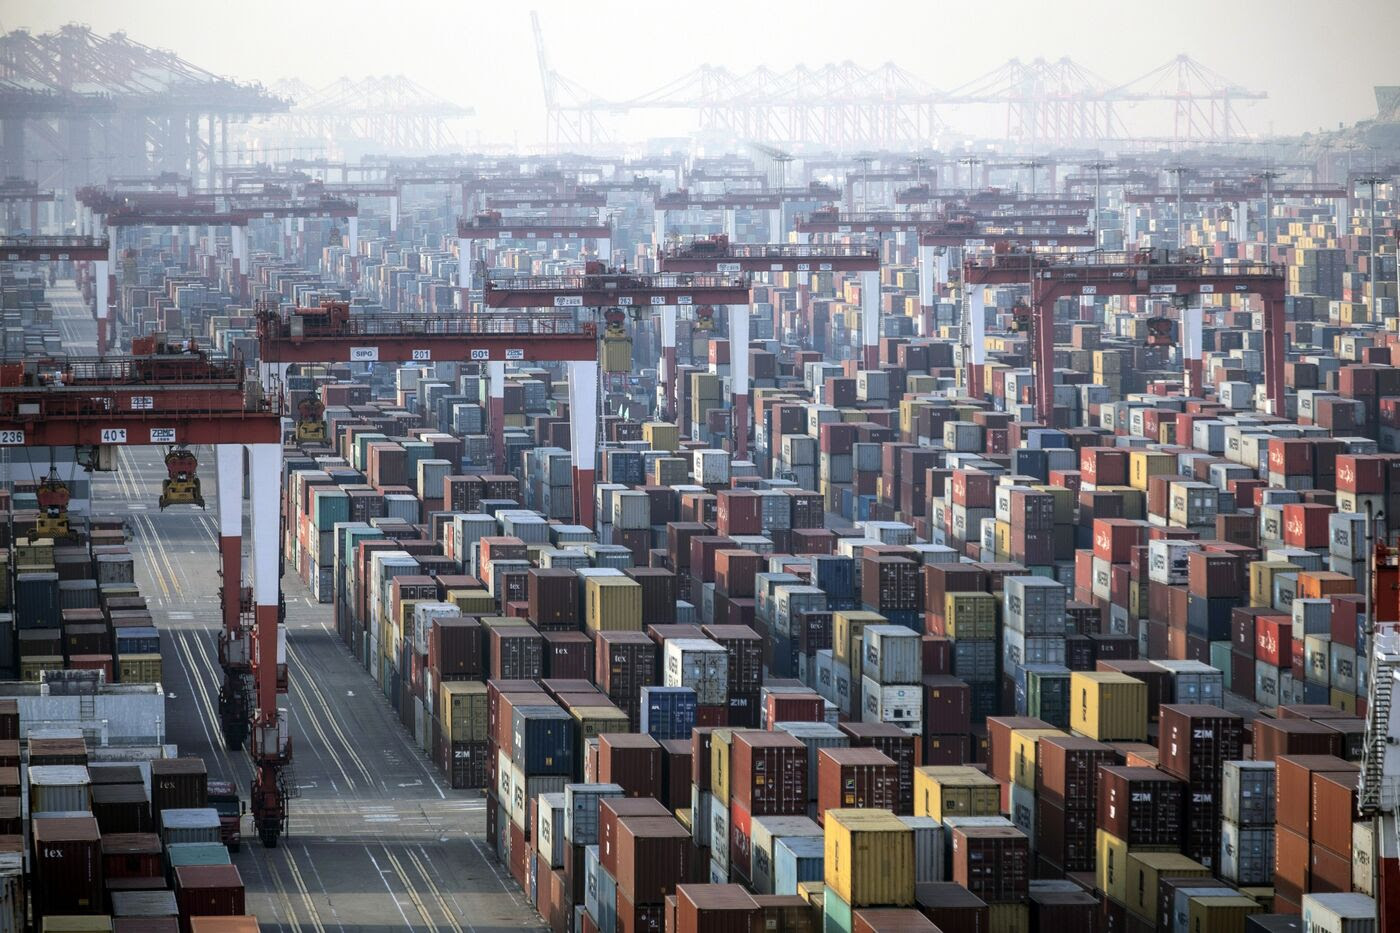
[511,705,576,776]
[640,686,697,741]
[773,835,824,896]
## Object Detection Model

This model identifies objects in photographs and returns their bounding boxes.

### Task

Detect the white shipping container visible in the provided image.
[1330,512,1367,561]
[664,638,730,705]
[1352,821,1374,897]
[564,782,624,846]
[1147,539,1200,586]
[1009,782,1036,848]
[1300,892,1377,933]
[860,676,921,734]
[28,765,91,814]
[1218,818,1273,885]
[0,855,20,933]
[862,625,922,685]
[694,449,730,486]
[536,792,566,869]
[612,491,651,530]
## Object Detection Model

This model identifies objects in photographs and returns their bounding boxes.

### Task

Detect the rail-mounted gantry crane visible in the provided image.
[481,264,753,481]
[256,295,602,496]
[963,248,1286,423]
[0,342,291,846]
[658,233,881,379]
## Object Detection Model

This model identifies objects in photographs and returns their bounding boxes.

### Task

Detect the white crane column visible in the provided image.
[1183,304,1205,397]
[729,304,751,460]
[567,361,599,529]
[917,243,936,337]
[967,287,987,398]
[217,444,244,639]
[860,269,880,369]
[488,361,506,473]
[660,306,678,420]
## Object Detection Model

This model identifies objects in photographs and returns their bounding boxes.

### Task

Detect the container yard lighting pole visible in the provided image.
[1168,166,1189,250]
[960,157,982,192]
[1087,160,1111,249]
[1359,174,1384,319]
[1258,170,1279,264]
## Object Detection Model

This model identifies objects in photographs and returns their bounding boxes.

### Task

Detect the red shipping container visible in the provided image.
[1269,439,1313,477]
[1255,615,1293,668]
[950,470,996,509]
[599,733,663,798]
[716,491,763,537]
[1080,448,1128,487]
[1093,518,1146,564]
[1311,771,1360,856]
[1282,503,1331,550]
[175,865,246,933]
[600,798,672,876]
[730,731,807,817]
[1336,454,1386,494]
[613,815,691,905]
[675,884,759,933]
[714,549,762,598]
[817,747,899,822]
[764,692,824,726]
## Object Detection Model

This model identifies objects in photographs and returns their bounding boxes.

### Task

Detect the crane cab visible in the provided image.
[693,304,716,332]
[35,474,71,539]
[1145,316,1176,347]
[159,449,205,510]
[1009,300,1033,334]
[296,397,326,444]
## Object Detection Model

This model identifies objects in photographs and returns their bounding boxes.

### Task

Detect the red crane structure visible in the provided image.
[658,236,880,389]
[964,250,1286,423]
[0,235,112,353]
[455,212,614,306]
[257,298,599,477]
[0,346,291,846]
[483,266,752,484]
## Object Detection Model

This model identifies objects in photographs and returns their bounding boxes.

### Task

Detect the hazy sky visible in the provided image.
[7,0,1399,145]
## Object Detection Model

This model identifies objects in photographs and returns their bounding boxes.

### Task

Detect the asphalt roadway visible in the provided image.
[54,286,545,932]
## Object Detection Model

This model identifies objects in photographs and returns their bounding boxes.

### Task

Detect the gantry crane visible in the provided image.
[658,235,881,373]
[256,296,600,480]
[0,236,113,353]
[482,265,752,481]
[964,249,1286,423]
[0,344,291,846]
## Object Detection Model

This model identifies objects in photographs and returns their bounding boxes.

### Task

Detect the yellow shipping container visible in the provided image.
[994,521,1012,559]
[709,728,735,806]
[1129,451,1176,492]
[572,705,630,742]
[1249,562,1299,608]
[913,766,1000,821]
[642,422,679,452]
[1096,828,1130,904]
[833,610,885,667]
[40,919,115,933]
[22,655,64,683]
[1185,896,1262,933]
[439,681,488,745]
[1010,728,1068,790]
[943,593,997,640]
[585,576,643,631]
[446,588,495,613]
[116,654,162,684]
[824,809,915,908]
[1125,852,1210,923]
[1070,672,1148,741]
[987,904,1031,933]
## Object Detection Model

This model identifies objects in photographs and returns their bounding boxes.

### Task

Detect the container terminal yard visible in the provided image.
[1,5,1399,932]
